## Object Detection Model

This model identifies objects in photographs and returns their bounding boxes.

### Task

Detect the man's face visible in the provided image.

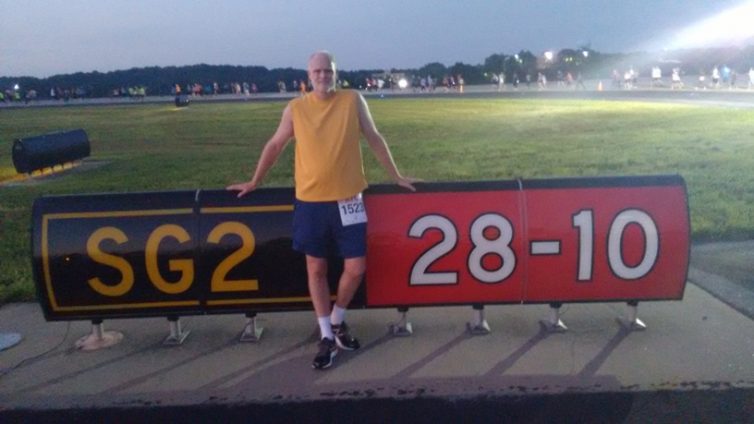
[308,54,336,94]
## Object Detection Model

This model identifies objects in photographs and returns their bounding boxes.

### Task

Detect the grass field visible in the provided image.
[2,97,754,303]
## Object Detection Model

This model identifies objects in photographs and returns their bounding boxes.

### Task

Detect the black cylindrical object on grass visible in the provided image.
[12,129,90,174]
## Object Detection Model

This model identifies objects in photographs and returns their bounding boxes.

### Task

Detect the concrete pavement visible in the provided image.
[0,243,753,422]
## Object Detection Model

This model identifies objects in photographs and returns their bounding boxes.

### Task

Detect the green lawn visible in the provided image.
[2,98,754,302]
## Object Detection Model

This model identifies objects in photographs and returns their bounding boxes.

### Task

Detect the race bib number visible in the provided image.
[338,194,367,226]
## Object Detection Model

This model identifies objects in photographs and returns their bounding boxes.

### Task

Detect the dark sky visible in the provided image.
[1,0,752,77]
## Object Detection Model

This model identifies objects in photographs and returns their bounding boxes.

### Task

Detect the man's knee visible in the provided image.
[306,256,328,281]
[343,257,366,280]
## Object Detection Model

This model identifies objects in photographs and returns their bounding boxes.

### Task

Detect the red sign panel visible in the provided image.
[365,176,689,306]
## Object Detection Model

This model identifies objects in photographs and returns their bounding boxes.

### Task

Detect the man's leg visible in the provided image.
[306,255,332,318]
[334,256,366,309]
[330,256,365,351]
[307,255,338,370]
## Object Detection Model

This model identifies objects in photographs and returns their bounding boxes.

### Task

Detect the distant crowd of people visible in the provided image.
[175,81,259,97]
[488,70,585,91]
[405,74,466,92]
[4,65,754,104]
[1,87,85,103]
[694,65,754,90]
[110,86,147,99]
[484,65,754,92]
[611,65,754,90]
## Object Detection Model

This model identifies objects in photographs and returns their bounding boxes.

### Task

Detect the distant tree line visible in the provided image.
[2,46,753,99]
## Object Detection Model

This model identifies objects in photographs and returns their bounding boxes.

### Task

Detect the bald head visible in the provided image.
[308,51,336,70]
[307,51,337,97]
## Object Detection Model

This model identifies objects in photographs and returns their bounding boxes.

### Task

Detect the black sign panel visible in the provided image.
[32,189,362,321]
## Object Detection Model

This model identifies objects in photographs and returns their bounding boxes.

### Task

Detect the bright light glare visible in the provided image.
[667,1,754,49]
[544,51,554,61]
[398,78,408,89]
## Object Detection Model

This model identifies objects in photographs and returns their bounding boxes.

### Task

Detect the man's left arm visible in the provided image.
[356,93,418,191]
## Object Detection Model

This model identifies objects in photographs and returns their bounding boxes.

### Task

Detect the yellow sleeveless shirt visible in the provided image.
[290,90,368,201]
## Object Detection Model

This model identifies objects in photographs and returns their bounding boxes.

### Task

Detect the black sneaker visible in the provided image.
[332,322,360,351]
[312,338,337,370]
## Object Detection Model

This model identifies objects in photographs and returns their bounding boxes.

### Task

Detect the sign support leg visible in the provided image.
[467,304,491,335]
[239,312,264,342]
[619,300,647,331]
[390,307,413,336]
[541,302,568,333]
[164,316,190,346]
[75,319,123,351]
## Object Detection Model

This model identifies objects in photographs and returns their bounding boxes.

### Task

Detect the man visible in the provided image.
[227,51,417,369]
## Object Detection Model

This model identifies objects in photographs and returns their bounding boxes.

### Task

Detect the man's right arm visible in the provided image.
[226,104,294,197]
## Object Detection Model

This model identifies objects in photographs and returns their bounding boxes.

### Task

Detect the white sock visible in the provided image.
[318,316,334,340]
[330,305,346,326]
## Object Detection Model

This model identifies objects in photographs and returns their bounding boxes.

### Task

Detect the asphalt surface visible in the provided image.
[1,87,754,422]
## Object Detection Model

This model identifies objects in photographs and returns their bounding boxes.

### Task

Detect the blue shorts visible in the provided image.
[292,199,367,258]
